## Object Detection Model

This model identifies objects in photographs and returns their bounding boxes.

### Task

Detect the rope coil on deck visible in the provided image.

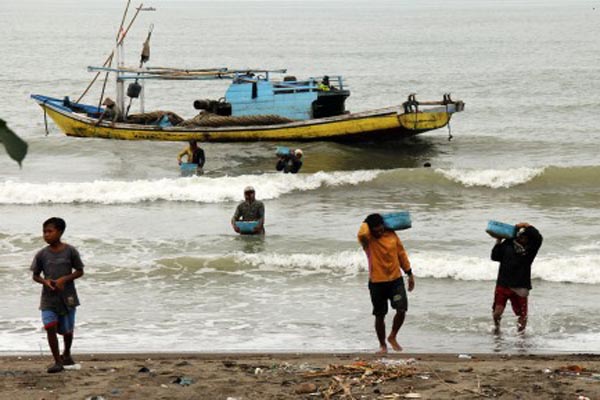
[179,113,295,128]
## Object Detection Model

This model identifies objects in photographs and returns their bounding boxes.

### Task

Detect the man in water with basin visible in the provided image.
[231,186,265,235]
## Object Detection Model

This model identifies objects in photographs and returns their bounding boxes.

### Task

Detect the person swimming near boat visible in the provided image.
[95,97,124,126]
[177,140,205,175]
[276,148,303,174]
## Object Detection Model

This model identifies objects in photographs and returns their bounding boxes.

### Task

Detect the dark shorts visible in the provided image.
[368,277,408,316]
[493,286,528,319]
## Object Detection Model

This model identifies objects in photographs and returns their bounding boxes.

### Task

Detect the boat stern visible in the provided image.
[398,94,465,133]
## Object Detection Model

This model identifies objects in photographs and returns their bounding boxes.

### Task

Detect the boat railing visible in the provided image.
[87,66,346,92]
[271,76,345,94]
[87,66,288,82]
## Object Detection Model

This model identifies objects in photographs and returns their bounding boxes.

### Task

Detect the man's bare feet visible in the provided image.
[387,336,403,352]
[376,345,388,354]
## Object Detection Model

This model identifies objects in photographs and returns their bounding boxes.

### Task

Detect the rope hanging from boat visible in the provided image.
[446,107,453,141]
[43,101,49,136]
[443,93,453,141]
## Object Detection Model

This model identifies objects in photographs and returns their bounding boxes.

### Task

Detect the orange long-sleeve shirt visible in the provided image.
[357,222,411,283]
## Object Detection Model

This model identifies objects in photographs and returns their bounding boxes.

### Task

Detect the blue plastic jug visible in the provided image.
[276,146,290,157]
[382,212,412,231]
[486,220,517,239]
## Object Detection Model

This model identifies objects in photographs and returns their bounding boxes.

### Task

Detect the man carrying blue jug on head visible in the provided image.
[490,222,543,334]
[358,213,415,354]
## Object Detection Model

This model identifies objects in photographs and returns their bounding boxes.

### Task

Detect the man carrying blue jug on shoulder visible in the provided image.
[490,222,543,334]
[358,213,415,354]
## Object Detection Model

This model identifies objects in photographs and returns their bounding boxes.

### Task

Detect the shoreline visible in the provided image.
[1,352,599,399]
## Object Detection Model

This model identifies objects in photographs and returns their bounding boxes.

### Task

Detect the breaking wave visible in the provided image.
[1,165,598,204]
[0,170,381,205]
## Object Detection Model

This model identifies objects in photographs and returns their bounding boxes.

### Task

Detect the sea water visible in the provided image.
[1,0,599,354]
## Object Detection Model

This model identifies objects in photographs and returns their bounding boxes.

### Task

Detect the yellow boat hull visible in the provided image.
[37,100,460,142]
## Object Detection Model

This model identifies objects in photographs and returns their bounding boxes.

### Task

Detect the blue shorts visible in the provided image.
[42,309,76,335]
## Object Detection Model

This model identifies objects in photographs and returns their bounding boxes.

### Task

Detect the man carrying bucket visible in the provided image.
[231,186,265,234]
[276,148,303,174]
[358,213,415,354]
[490,222,543,333]
[177,139,206,175]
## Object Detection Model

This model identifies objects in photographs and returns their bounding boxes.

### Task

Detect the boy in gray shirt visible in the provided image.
[31,217,84,373]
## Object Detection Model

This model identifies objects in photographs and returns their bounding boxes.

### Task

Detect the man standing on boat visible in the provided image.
[95,98,124,126]
[491,222,543,334]
[358,213,415,354]
[231,186,265,234]
[318,76,333,91]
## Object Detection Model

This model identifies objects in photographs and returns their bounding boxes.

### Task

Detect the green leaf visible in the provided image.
[0,118,28,166]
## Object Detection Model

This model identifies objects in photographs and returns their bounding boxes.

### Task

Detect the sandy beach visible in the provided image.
[1,353,599,399]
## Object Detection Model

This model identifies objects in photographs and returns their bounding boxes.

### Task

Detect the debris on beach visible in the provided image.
[300,360,418,399]
[554,364,600,381]
[172,376,194,386]
[294,382,318,394]
[376,358,417,366]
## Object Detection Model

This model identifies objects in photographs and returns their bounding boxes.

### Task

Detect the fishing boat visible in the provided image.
[30,4,464,143]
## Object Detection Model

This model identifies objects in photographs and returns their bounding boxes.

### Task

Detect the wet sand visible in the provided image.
[1,353,599,399]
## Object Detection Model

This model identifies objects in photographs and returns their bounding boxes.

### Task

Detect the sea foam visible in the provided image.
[0,170,380,205]
[435,167,545,189]
[188,250,600,284]
[228,250,600,285]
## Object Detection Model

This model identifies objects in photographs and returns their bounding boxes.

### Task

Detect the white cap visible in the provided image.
[294,149,303,156]
[244,186,255,193]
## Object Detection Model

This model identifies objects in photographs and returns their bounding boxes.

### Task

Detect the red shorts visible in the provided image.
[493,286,528,318]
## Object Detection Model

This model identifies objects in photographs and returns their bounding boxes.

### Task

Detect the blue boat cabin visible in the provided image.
[224,73,350,120]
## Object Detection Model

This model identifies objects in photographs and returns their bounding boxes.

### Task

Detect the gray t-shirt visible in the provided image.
[233,200,265,222]
[30,244,84,313]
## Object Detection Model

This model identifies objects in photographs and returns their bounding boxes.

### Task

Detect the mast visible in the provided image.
[116,34,126,113]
